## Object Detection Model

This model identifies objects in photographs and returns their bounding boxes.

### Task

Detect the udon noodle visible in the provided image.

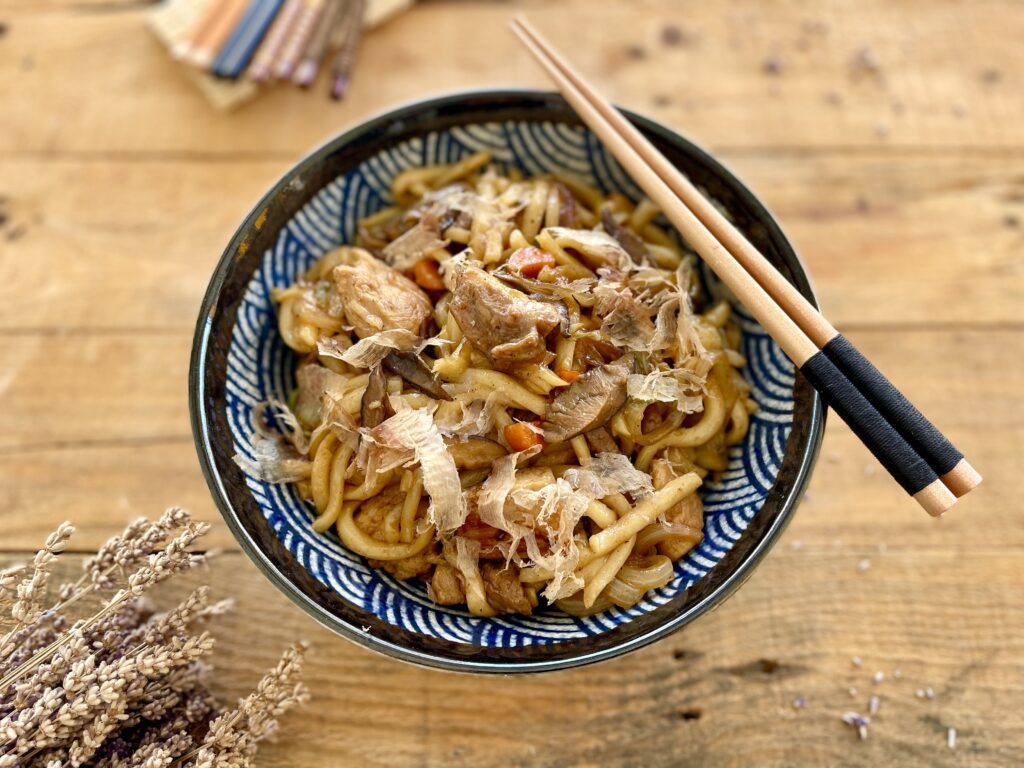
[241,151,757,617]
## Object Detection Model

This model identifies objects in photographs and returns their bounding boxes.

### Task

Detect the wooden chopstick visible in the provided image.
[509,16,962,517]
[510,17,980,501]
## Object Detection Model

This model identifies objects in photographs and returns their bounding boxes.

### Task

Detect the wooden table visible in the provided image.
[2,0,1022,764]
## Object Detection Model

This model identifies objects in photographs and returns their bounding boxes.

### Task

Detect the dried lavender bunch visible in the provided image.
[0,511,308,768]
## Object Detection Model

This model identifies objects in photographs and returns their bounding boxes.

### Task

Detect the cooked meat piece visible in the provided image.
[360,365,392,430]
[585,427,619,454]
[381,210,447,271]
[543,360,631,442]
[444,437,507,469]
[449,266,563,370]
[383,350,452,401]
[294,363,348,430]
[601,205,648,262]
[650,459,703,560]
[572,337,623,369]
[429,561,466,605]
[480,562,532,615]
[333,249,432,339]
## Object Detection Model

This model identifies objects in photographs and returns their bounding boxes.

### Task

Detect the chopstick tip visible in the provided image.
[914,479,958,517]
[941,459,982,498]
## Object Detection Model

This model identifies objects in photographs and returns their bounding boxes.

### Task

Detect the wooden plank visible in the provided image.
[2,153,1022,330]
[2,550,1020,766]
[0,328,1018,551]
[0,0,1021,155]
[0,438,237,549]
[0,331,188,451]
[0,158,290,330]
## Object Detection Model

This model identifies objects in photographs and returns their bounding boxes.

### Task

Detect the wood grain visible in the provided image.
[3,550,1019,767]
[0,0,1022,156]
[2,154,1021,331]
[1,0,1021,763]
[1,328,1017,552]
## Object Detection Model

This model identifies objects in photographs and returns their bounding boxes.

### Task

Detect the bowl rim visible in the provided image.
[189,87,825,674]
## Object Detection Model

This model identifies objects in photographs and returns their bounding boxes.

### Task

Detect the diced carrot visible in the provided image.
[413,258,446,291]
[555,368,580,384]
[505,421,545,452]
[507,246,557,278]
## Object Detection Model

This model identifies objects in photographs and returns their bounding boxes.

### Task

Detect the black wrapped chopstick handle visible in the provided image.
[800,351,936,496]
[822,335,962,477]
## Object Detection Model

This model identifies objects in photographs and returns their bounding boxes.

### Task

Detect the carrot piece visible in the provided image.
[556,368,580,384]
[413,258,446,291]
[507,246,556,278]
[505,421,545,452]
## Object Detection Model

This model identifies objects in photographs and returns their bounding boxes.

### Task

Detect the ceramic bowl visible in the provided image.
[190,89,824,673]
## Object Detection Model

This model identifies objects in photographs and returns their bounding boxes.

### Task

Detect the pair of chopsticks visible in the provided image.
[509,17,981,517]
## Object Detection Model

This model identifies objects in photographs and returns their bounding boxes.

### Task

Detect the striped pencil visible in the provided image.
[246,0,303,82]
[292,0,344,87]
[273,0,325,80]
[328,0,365,99]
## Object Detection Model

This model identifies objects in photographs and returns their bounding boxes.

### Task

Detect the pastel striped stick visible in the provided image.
[291,0,344,87]
[273,0,325,80]
[173,0,228,60]
[188,0,250,68]
[329,0,365,99]
[212,0,285,78]
[246,0,303,82]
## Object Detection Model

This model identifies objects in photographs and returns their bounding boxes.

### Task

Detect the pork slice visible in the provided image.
[480,562,533,615]
[449,266,563,370]
[429,561,467,605]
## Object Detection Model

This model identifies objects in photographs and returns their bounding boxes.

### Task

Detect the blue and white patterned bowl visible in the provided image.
[190,90,824,673]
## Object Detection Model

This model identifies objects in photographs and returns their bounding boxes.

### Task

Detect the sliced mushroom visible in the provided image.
[383,350,453,401]
[601,205,648,262]
[359,366,392,430]
[542,359,632,443]
[491,266,596,307]
[544,226,635,271]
